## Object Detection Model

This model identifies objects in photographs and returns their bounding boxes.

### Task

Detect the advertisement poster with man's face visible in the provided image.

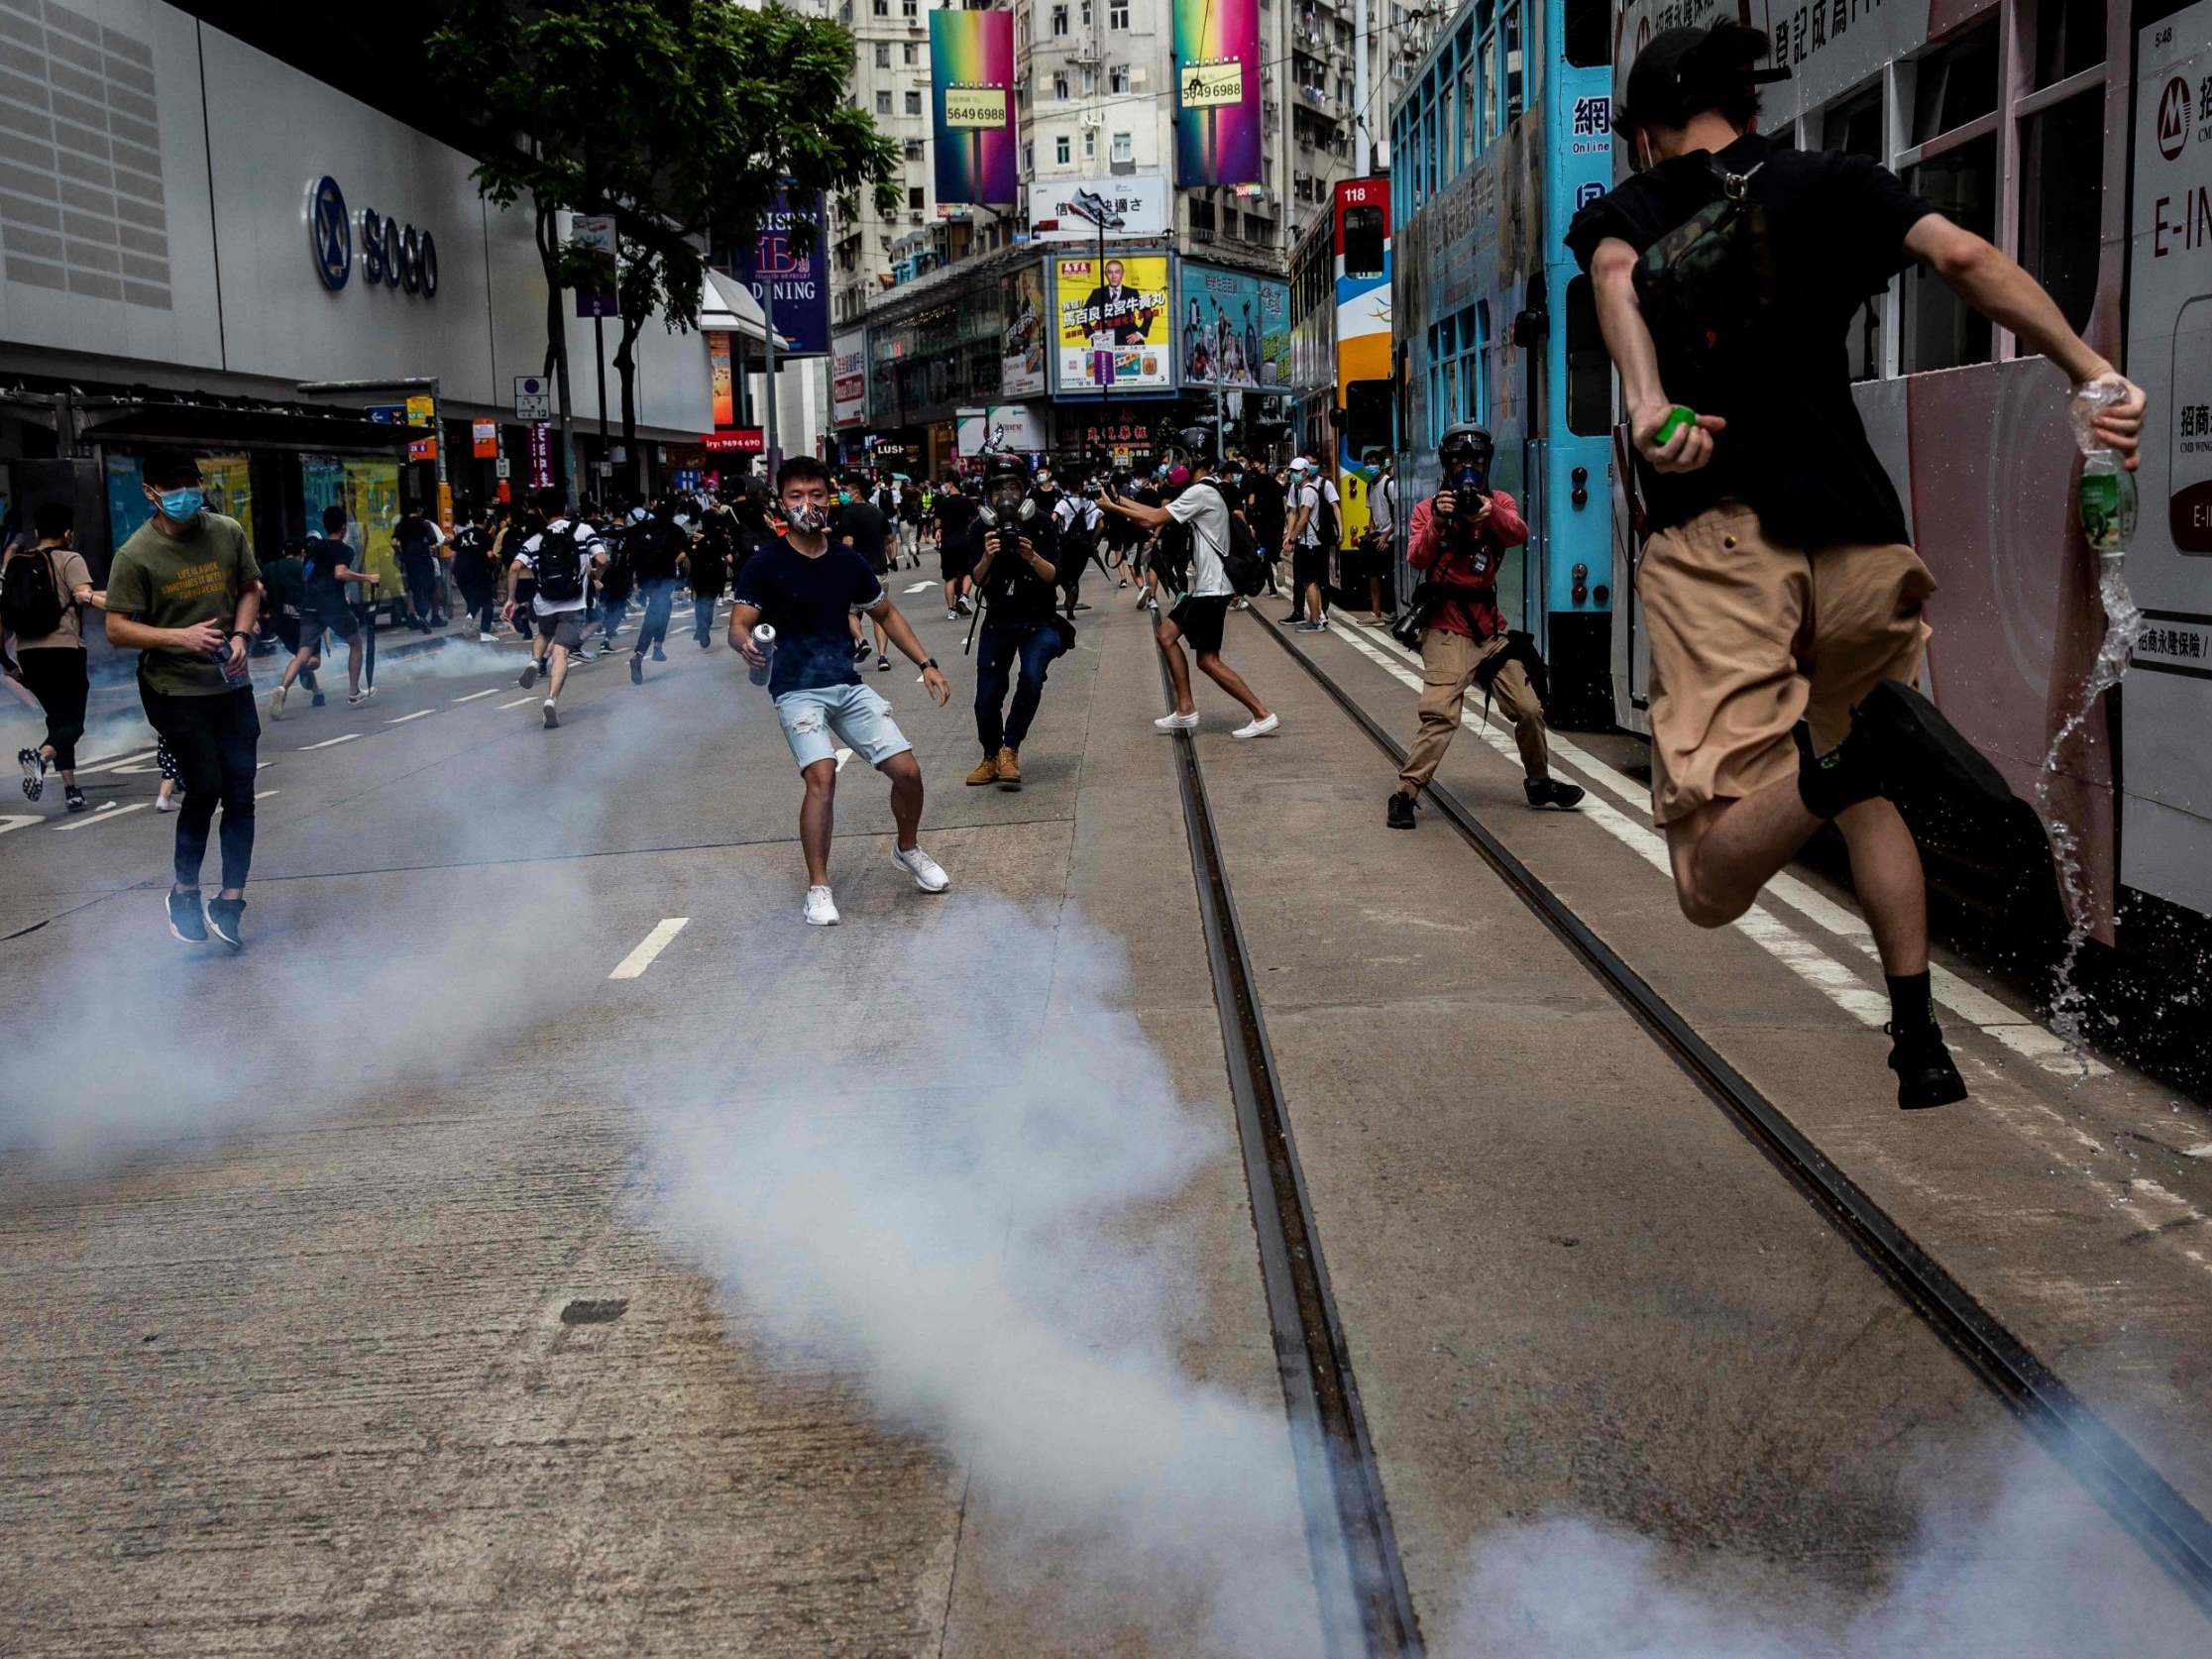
[1178,263,1289,390]
[1001,264,1048,397]
[1054,254,1170,393]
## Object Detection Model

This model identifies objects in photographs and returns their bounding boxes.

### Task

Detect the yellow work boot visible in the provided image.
[995,746,1022,790]
[965,754,999,786]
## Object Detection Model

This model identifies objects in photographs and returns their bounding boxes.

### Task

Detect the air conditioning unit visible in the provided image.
[1189,228,1216,244]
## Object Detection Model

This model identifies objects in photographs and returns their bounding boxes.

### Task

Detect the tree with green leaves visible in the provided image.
[427,0,898,495]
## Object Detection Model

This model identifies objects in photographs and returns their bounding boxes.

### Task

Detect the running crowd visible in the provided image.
[0,19,2147,1119]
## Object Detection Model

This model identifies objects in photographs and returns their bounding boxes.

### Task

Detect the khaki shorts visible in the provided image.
[1638,502,1933,826]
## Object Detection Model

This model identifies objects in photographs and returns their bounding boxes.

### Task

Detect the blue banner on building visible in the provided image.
[736,190,830,358]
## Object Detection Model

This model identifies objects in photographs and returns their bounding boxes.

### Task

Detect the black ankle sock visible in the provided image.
[1886,971,1933,1034]
[1794,721,1881,820]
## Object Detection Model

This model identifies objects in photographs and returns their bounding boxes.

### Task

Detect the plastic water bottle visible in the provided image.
[747,622,776,687]
[2069,381,2138,556]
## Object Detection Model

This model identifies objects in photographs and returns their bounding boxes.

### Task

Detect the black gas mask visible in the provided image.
[1438,424,1494,512]
[973,456,1037,552]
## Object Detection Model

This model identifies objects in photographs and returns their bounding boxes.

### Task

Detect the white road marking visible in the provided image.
[498,696,536,710]
[300,733,361,750]
[608,917,689,980]
[834,747,855,772]
[55,801,146,831]
[255,789,278,800]
[69,748,155,775]
[2184,1143,2212,1160]
[0,814,38,836]
[386,709,435,724]
[452,688,499,703]
[1325,615,2102,1074]
[903,581,935,594]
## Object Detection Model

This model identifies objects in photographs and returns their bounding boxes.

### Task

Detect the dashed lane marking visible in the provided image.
[386,710,435,724]
[69,748,156,775]
[255,790,278,800]
[452,689,499,703]
[498,696,536,710]
[300,733,361,750]
[55,801,146,832]
[0,815,37,836]
[608,917,689,980]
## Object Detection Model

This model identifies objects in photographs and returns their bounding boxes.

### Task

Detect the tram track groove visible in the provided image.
[1251,608,2212,1623]
[1155,652,1423,1659]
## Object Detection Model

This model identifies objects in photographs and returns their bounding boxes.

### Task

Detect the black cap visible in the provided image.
[1614,21,1788,134]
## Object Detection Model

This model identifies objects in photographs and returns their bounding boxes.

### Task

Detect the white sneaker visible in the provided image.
[891,844,950,893]
[947,608,959,621]
[1154,711,1199,731]
[1231,713,1279,739]
[269,685,287,720]
[349,686,375,706]
[803,885,840,926]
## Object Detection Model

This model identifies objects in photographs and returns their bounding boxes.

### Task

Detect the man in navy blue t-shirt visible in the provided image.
[732,457,953,927]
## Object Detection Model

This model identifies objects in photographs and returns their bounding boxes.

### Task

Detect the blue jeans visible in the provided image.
[693,594,719,643]
[973,620,1060,756]
[634,580,677,655]
[598,593,629,644]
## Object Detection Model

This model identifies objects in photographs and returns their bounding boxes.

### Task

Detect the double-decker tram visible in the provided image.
[1288,177,1394,590]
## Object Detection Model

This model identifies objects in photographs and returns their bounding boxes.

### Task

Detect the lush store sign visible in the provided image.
[307,175,440,298]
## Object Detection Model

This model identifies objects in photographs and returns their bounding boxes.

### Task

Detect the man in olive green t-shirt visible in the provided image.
[103,448,264,950]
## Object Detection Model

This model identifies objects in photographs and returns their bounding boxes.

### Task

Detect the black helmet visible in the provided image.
[1438,422,1493,468]
[976,452,1035,526]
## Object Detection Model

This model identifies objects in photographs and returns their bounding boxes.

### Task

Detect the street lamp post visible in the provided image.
[1066,188,1125,478]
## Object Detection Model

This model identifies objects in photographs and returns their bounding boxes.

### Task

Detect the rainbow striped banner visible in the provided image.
[931,9,1016,208]
[1173,0,1261,186]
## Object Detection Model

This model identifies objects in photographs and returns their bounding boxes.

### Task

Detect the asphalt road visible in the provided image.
[0,586,2204,1656]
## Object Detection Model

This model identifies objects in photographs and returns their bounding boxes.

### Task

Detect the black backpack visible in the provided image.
[1197,483,1268,598]
[1310,480,1340,551]
[2,547,65,639]
[535,523,586,602]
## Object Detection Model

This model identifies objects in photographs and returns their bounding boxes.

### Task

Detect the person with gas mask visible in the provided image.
[1387,423,1584,830]
[963,454,1065,791]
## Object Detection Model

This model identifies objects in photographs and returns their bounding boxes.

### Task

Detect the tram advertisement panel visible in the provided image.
[1053,254,1171,393]
[2122,0,2212,915]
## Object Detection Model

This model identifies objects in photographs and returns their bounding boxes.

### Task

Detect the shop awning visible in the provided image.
[75,399,411,456]
[700,270,789,350]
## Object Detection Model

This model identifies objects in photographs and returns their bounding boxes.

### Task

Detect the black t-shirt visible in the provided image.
[688,537,727,597]
[965,516,1061,625]
[1565,132,1935,551]
[628,518,683,583]
[395,516,437,561]
[301,535,355,610]
[1242,473,1285,547]
[733,537,884,698]
[936,492,977,544]
[832,500,893,574]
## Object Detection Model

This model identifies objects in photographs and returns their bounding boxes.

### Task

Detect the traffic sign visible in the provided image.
[494,456,511,479]
[514,376,553,421]
[366,403,405,424]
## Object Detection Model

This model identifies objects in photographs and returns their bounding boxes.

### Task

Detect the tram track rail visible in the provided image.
[1157,653,1424,1659]
[1246,609,2212,1626]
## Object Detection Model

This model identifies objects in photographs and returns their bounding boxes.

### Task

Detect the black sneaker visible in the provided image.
[651,646,666,662]
[166,890,208,943]
[876,654,891,672]
[1525,777,1586,811]
[300,669,319,693]
[311,691,326,707]
[629,654,644,685]
[205,896,246,950]
[19,746,45,802]
[1385,791,1416,830]
[63,786,86,813]
[1887,1020,1967,1111]
[1854,680,2014,811]
[519,660,541,690]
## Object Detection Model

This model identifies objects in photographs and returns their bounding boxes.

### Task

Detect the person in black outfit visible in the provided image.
[1237,456,1286,600]
[392,507,441,631]
[935,477,977,619]
[963,455,1063,791]
[628,498,686,682]
[832,482,897,670]
[448,506,499,641]
[686,508,730,648]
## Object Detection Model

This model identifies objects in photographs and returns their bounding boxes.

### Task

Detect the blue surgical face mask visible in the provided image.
[672,513,691,529]
[157,487,204,521]
[628,506,648,524]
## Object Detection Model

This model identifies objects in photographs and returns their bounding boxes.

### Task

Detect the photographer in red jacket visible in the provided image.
[1387,423,1584,828]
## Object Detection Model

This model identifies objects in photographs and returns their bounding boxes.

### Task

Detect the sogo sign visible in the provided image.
[307,175,440,298]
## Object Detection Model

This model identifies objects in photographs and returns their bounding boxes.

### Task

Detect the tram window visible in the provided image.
[1563,0,1607,68]
[1902,134,1997,372]
[1343,204,1385,278]
[2034,0,2104,88]
[1822,83,1883,161]
[1481,27,1499,137]
[1343,380,1393,457]
[1910,24,1999,146]
[1564,277,1609,437]
[1502,1,1523,124]
[2020,89,2103,335]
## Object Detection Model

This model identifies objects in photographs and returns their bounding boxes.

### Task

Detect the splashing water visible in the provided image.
[2031,383,2144,1071]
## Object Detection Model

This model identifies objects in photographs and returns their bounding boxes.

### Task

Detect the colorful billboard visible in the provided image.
[1000,263,1048,397]
[734,189,830,357]
[708,333,735,428]
[1173,0,1261,187]
[831,330,868,428]
[931,9,1017,208]
[1053,253,1170,394]
[1177,263,1289,390]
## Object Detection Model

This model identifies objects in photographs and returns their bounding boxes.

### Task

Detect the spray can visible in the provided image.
[2069,382,2138,558]
[747,622,776,687]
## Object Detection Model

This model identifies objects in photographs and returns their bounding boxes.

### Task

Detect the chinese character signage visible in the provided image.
[1053,254,1170,393]
[931,9,1017,207]
[735,190,830,358]
[472,419,498,459]
[1174,0,1260,186]
[1001,263,1048,397]
[1030,173,1171,241]
[1178,263,1289,389]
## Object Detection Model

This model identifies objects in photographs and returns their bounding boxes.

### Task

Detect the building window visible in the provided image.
[872,0,888,13]
[904,89,922,115]
[1083,128,1096,159]
[1053,70,1070,99]
[901,0,917,16]
[1051,3,1068,35]
[904,138,924,158]
[1056,134,1072,164]
[903,42,918,64]
[1110,1,1129,27]
[876,89,892,115]
[909,186,925,209]
[1023,141,1035,174]
[1111,130,1133,164]
[1110,63,1130,94]
[873,43,890,66]
[1081,0,1092,22]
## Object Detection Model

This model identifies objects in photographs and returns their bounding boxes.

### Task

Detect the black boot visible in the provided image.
[1385,791,1415,830]
[1887,1020,1967,1110]
[1524,777,1586,811]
